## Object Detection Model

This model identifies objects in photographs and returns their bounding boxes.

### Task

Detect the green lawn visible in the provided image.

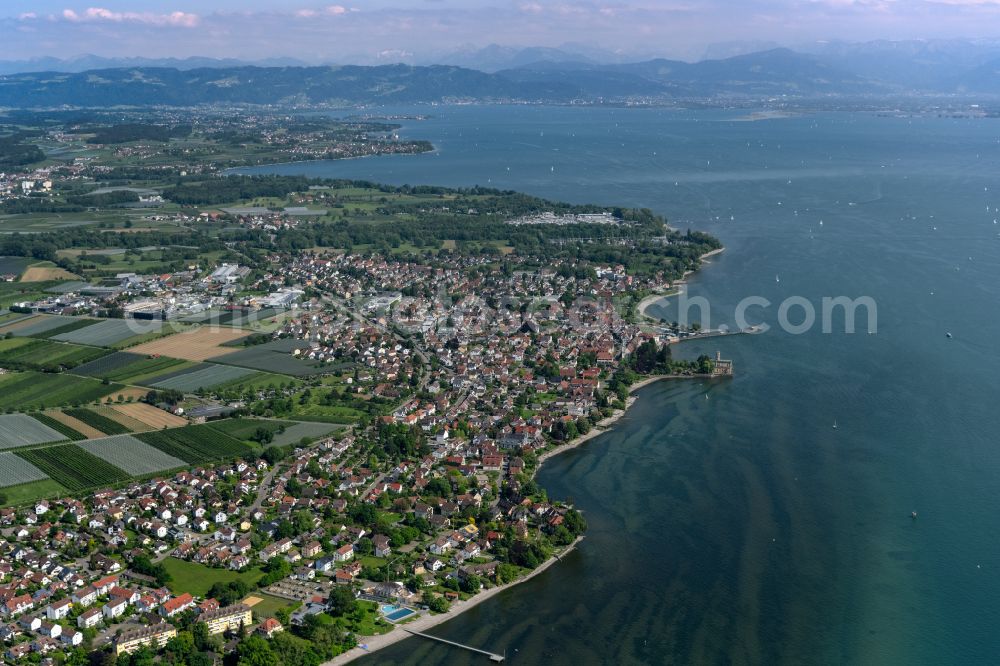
[161,558,265,597]
[291,403,368,424]
[341,601,393,637]
[246,593,299,621]
[359,556,387,570]
[0,478,66,506]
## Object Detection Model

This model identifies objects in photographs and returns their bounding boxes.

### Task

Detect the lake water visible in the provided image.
[239,106,1000,664]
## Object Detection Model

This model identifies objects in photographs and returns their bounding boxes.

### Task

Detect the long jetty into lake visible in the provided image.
[402,628,505,662]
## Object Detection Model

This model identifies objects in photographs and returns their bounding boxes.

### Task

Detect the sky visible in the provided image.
[3,1,1000,63]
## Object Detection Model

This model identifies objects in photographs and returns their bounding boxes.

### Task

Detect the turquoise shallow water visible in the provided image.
[240,107,1000,664]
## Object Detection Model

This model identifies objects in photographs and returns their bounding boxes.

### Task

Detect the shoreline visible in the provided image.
[536,374,674,469]
[327,377,672,665]
[326,535,585,665]
[322,252,722,664]
[638,247,724,321]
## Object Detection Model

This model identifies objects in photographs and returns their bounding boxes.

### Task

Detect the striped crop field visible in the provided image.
[137,425,253,464]
[0,414,66,450]
[15,445,130,491]
[0,372,121,411]
[78,434,186,476]
[53,319,163,347]
[72,352,187,383]
[63,408,132,435]
[149,363,257,392]
[109,403,187,430]
[0,452,49,488]
[91,406,147,433]
[0,338,108,371]
[1,315,96,338]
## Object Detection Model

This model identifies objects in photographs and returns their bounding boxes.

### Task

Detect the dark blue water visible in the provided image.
[240,107,1000,664]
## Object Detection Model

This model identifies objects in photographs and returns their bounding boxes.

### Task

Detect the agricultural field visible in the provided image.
[0,452,49,488]
[209,338,351,377]
[63,408,133,435]
[0,315,97,338]
[137,424,254,464]
[78,434,186,475]
[0,256,33,276]
[109,403,187,429]
[212,371,301,395]
[92,406,148,432]
[130,327,251,361]
[149,363,258,392]
[72,351,188,383]
[0,316,49,336]
[0,414,67,450]
[15,444,130,491]
[54,318,163,347]
[37,411,101,439]
[20,263,79,282]
[139,362,211,386]
[31,318,102,340]
[109,387,150,402]
[0,371,120,411]
[206,418,294,441]
[0,479,65,506]
[290,405,367,424]
[0,311,32,327]
[180,308,282,328]
[271,422,341,446]
[0,337,108,370]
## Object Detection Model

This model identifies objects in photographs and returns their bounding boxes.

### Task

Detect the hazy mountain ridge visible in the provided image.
[0,55,311,76]
[3,44,1000,107]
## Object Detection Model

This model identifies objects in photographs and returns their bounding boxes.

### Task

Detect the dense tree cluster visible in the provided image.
[0,135,45,170]
[87,123,193,144]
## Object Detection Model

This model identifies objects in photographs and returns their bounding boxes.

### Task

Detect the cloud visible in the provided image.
[923,0,1000,4]
[60,7,200,27]
[294,5,358,18]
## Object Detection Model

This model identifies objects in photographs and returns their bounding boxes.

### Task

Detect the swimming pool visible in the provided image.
[382,606,417,622]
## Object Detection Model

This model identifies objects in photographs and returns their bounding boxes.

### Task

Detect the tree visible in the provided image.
[253,427,275,445]
[130,554,171,586]
[459,574,482,593]
[192,622,212,652]
[237,635,279,666]
[425,593,449,613]
[163,632,195,664]
[327,585,357,617]
[354,537,373,556]
[206,580,249,606]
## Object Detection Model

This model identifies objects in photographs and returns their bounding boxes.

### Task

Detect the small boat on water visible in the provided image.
[911,511,918,519]
[832,420,838,430]
[946,332,953,338]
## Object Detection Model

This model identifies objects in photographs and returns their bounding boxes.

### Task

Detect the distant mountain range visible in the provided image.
[3,42,1000,108]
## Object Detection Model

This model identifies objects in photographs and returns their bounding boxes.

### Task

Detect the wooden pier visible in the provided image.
[403,628,504,662]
